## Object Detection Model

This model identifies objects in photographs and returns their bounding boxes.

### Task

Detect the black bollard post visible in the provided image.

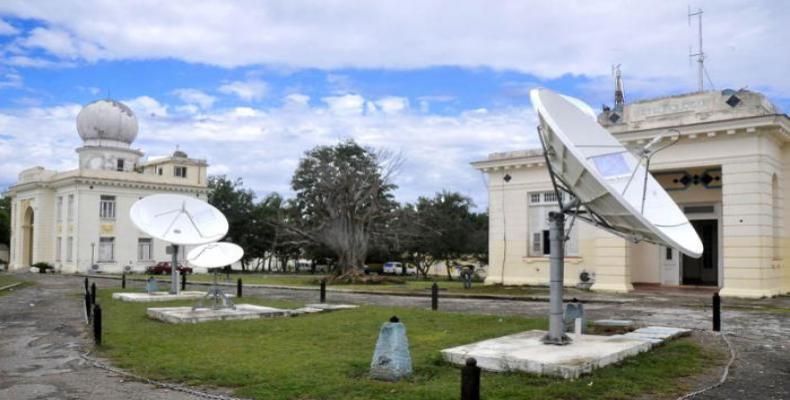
[84,277,89,294]
[90,282,97,305]
[237,278,243,298]
[181,273,187,291]
[84,292,92,324]
[320,279,326,303]
[712,292,721,332]
[431,282,439,311]
[92,304,102,346]
[461,357,481,400]
[121,273,126,289]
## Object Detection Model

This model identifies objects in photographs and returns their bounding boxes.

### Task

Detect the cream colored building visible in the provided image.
[6,99,209,274]
[473,89,790,298]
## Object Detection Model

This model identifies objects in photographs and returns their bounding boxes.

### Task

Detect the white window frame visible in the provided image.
[99,195,116,220]
[55,237,62,261]
[56,196,63,222]
[137,238,153,261]
[528,191,579,257]
[99,237,115,262]
[66,236,74,261]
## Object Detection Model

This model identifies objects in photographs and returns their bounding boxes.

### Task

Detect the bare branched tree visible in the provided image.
[287,140,400,281]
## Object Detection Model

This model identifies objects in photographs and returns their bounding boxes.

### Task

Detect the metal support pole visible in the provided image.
[543,211,571,345]
[712,292,721,332]
[237,278,243,298]
[320,279,326,303]
[181,272,187,291]
[92,304,102,346]
[84,277,89,294]
[170,244,180,295]
[121,273,126,289]
[431,283,439,311]
[461,358,481,400]
[90,282,97,306]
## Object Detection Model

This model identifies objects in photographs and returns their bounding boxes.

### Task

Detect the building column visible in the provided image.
[590,234,633,293]
[718,159,780,298]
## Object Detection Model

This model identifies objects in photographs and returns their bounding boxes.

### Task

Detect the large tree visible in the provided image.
[289,140,398,281]
[0,196,10,249]
[207,176,264,270]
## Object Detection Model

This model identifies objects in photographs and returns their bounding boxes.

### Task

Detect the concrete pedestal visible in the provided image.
[147,304,289,324]
[441,327,690,379]
[112,291,210,302]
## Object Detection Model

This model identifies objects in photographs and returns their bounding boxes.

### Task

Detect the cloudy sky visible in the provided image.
[0,1,787,208]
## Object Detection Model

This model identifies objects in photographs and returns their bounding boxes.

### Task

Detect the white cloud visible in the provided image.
[0,72,23,89]
[283,93,310,108]
[0,1,787,96]
[0,95,535,207]
[322,94,365,116]
[172,88,216,109]
[375,96,409,114]
[0,19,19,36]
[218,79,268,101]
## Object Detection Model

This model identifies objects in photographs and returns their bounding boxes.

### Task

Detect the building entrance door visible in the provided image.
[682,219,718,286]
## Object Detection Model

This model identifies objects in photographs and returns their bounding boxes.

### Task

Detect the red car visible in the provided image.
[146,261,193,275]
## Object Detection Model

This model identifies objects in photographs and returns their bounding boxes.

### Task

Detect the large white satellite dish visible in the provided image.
[187,242,244,268]
[130,194,229,295]
[130,194,228,246]
[528,88,703,345]
[531,88,703,258]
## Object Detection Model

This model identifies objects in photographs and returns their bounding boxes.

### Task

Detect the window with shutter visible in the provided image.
[532,232,541,254]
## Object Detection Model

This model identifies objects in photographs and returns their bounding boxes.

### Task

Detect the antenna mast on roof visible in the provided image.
[688,7,705,92]
[612,65,625,112]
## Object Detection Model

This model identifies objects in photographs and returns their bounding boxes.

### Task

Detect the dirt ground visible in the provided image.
[1,273,788,399]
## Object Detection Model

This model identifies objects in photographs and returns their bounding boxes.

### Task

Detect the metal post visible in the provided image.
[320,279,326,303]
[92,304,102,346]
[121,273,126,289]
[84,292,92,324]
[712,292,721,332]
[181,272,187,291]
[237,278,243,298]
[461,357,481,400]
[84,277,89,294]
[543,211,571,345]
[90,282,97,306]
[170,244,180,295]
[431,283,439,311]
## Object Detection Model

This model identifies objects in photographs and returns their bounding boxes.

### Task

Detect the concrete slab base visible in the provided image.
[147,304,289,324]
[112,291,211,302]
[441,327,688,379]
[304,304,359,311]
[591,319,635,328]
[289,307,325,316]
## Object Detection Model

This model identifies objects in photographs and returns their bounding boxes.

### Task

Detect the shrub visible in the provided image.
[32,262,54,273]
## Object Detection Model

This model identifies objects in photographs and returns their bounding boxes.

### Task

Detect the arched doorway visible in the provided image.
[22,206,34,267]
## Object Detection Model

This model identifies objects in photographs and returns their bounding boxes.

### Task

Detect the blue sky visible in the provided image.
[0,1,787,208]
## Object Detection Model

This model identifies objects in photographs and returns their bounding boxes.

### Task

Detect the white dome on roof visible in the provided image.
[76,99,138,145]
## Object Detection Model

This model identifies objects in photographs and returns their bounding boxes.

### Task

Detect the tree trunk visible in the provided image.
[445,260,454,281]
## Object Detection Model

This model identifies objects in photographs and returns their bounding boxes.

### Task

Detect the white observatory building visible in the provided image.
[6,99,209,273]
[474,85,790,298]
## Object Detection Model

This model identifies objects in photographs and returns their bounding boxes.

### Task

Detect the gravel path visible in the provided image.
[1,273,788,399]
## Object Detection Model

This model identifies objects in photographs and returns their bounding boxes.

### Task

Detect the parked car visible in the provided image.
[146,261,193,275]
[382,261,417,275]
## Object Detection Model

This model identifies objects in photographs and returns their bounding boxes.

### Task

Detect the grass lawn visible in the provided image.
[0,273,30,294]
[122,273,562,297]
[96,289,721,400]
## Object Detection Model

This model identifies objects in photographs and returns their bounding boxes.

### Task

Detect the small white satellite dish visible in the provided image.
[187,242,244,269]
[530,88,703,258]
[130,194,228,245]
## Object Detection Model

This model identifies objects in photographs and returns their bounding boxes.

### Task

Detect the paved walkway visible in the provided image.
[2,273,788,399]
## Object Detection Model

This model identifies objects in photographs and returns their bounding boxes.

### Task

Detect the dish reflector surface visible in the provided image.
[530,88,702,258]
[187,242,244,268]
[130,194,229,245]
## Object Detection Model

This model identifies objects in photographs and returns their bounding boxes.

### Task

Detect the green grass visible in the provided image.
[0,274,30,295]
[122,273,557,297]
[96,289,721,400]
